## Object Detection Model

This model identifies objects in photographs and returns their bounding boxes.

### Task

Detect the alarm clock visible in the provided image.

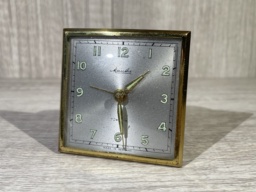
[59,29,191,167]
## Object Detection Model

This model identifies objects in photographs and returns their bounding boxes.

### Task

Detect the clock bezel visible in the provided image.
[59,28,191,167]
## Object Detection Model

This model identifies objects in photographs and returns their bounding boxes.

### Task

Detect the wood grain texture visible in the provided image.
[0,79,255,191]
[0,0,112,78]
[0,0,256,78]
[112,0,256,78]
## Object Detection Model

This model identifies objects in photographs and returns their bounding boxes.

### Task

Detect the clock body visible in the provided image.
[59,29,191,167]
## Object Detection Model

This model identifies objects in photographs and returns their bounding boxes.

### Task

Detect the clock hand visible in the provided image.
[117,102,125,149]
[114,71,150,149]
[92,70,149,150]
[90,85,114,94]
[90,70,150,95]
[91,85,127,149]
[124,70,150,94]
[90,85,127,149]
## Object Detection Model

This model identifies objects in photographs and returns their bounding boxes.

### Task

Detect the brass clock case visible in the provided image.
[59,29,191,167]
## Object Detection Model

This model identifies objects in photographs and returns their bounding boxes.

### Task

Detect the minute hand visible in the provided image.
[124,70,150,93]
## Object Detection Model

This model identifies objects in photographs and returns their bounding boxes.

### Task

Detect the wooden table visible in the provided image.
[0,79,255,191]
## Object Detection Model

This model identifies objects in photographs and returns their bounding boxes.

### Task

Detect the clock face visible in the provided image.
[64,37,181,160]
[59,29,190,167]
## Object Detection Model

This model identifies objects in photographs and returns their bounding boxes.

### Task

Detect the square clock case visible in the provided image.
[59,29,191,167]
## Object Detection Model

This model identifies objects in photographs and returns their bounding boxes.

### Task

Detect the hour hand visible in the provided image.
[90,85,114,94]
[124,70,150,94]
[117,102,125,149]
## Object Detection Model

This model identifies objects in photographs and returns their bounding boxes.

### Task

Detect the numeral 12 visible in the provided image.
[118,47,129,58]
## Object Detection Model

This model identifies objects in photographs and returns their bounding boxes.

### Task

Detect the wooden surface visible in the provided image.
[0,79,255,191]
[0,0,256,78]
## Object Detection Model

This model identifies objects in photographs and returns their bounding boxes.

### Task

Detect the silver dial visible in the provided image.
[65,38,181,160]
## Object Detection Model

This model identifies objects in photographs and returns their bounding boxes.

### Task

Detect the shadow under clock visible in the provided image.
[0,106,252,165]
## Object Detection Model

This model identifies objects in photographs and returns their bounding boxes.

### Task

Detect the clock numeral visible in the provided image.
[158,122,167,132]
[160,94,168,104]
[77,61,87,70]
[114,132,122,142]
[75,114,82,123]
[162,65,170,76]
[148,48,152,59]
[118,47,129,58]
[76,88,83,97]
[141,135,149,146]
[90,129,97,139]
[93,46,101,56]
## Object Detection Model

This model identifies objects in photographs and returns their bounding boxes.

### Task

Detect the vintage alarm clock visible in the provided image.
[59,29,191,167]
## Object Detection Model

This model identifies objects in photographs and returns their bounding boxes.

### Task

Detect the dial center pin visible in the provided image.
[114,89,128,103]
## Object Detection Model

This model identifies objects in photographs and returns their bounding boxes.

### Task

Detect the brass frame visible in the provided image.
[59,29,191,167]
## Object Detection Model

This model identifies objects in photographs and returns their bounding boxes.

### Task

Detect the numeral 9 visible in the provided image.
[76,88,83,97]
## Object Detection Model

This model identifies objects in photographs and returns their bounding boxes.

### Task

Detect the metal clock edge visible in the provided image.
[63,28,190,39]
[59,145,181,167]
[59,29,72,152]
[174,31,191,167]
